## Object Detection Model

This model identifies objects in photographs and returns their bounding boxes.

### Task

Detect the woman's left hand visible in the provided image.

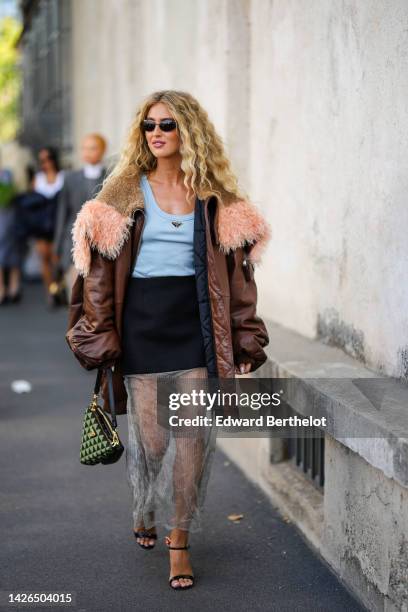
[235,362,252,375]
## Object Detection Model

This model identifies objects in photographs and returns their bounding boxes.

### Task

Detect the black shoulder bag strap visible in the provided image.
[93,367,118,429]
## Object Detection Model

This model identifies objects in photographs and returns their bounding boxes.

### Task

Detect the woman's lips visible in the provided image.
[153,142,165,148]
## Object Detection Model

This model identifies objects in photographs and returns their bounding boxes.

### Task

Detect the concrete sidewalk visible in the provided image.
[0,283,366,611]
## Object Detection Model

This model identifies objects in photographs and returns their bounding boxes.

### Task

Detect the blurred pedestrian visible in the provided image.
[0,168,22,304]
[33,147,64,304]
[12,166,54,295]
[53,134,108,302]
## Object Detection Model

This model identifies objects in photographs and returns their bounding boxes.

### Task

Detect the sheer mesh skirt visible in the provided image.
[124,367,217,533]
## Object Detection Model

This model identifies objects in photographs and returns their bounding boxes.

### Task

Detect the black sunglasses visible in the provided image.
[142,118,177,132]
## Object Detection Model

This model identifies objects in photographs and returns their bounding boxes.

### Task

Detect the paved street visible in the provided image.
[0,283,366,612]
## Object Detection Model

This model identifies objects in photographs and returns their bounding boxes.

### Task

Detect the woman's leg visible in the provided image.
[7,267,21,298]
[168,366,212,588]
[124,374,170,546]
[35,239,54,292]
[0,267,6,302]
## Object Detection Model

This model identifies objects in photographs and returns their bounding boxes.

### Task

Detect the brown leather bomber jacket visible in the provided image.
[66,173,272,415]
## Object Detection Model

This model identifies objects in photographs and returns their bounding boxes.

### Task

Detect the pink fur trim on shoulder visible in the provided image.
[71,199,133,276]
[217,199,272,265]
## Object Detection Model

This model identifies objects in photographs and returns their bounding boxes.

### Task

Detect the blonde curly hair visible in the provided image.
[102,89,248,205]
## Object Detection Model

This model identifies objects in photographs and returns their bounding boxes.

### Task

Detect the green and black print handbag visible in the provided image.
[80,367,124,465]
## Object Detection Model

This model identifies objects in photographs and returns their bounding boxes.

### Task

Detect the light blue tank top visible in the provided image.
[132,174,195,278]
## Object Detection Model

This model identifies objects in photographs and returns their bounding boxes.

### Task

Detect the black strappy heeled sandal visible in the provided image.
[165,536,195,590]
[133,529,157,550]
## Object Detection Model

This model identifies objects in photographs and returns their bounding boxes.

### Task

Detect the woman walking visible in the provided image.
[66,90,271,590]
[33,147,64,303]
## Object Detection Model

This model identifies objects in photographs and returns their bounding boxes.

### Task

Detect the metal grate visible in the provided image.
[287,428,325,490]
[270,401,325,491]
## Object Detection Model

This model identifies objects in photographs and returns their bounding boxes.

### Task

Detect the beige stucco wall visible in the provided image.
[71,0,408,378]
[249,0,408,380]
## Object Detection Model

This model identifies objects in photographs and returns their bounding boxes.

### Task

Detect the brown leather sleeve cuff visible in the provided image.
[65,327,121,371]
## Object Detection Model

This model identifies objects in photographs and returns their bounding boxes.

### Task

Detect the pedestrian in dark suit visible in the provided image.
[53,134,108,301]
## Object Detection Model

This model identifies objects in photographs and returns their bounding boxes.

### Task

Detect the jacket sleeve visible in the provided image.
[53,179,70,257]
[65,248,121,370]
[226,246,269,372]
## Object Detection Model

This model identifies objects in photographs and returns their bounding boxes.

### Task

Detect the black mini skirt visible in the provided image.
[121,275,207,375]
